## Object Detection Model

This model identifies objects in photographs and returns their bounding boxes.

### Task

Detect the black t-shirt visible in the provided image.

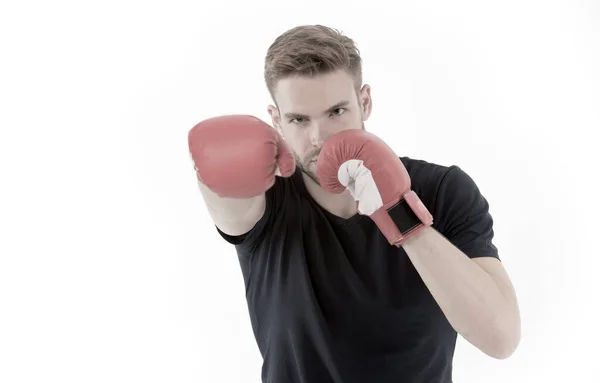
[217,157,500,383]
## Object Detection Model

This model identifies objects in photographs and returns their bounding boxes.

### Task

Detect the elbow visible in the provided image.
[485,315,521,360]
[488,338,519,360]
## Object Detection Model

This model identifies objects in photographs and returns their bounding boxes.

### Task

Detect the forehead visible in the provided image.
[274,70,357,113]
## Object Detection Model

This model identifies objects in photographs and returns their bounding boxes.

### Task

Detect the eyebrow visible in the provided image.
[284,100,350,120]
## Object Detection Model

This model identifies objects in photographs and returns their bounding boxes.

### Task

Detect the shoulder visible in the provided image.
[400,156,480,199]
[399,156,455,206]
[402,157,499,258]
[401,156,491,227]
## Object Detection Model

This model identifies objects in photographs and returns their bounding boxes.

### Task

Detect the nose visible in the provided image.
[309,122,327,147]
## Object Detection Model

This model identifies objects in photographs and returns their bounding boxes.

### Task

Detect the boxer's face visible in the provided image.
[268,69,372,184]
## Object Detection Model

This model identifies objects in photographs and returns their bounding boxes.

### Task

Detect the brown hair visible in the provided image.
[264,25,363,100]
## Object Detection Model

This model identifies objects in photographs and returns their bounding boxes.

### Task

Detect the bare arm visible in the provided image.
[402,227,521,359]
[196,179,266,236]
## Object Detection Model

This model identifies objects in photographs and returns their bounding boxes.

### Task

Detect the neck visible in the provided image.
[301,172,358,219]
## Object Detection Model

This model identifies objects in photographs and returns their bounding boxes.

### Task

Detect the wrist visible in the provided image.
[402,225,435,247]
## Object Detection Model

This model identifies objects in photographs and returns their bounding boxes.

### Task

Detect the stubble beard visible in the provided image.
[296,151,321,186]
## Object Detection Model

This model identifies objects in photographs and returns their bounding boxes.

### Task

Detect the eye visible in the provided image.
[289,117,306,124]
[330,108,346,117]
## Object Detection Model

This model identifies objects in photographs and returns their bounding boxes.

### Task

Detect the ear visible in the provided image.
[359,84,372,121]
[267,104,283,135]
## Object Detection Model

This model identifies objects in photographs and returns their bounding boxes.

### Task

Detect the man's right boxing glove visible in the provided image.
[188,115,296,199]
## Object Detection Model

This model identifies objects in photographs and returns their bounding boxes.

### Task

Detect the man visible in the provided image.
[189,25,521,383]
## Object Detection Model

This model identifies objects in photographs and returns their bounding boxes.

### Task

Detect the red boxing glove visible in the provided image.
[188,115,296,198]
[316,129,433,246]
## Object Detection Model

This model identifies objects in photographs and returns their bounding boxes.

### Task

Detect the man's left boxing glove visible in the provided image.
[315,129,433,246]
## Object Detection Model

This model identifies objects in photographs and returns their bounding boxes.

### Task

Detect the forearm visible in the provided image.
[402,226,520,359]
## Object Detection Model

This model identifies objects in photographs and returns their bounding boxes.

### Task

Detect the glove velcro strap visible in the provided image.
[372,191,433,247]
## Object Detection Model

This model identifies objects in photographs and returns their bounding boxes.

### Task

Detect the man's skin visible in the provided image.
[267,69,521,359]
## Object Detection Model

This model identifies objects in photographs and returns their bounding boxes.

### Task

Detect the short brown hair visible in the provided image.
[264,25,363,100]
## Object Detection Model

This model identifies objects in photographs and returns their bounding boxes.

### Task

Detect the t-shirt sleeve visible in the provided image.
[432,165,500,260]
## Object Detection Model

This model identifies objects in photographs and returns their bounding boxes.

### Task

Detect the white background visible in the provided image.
[1,0,599,382]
